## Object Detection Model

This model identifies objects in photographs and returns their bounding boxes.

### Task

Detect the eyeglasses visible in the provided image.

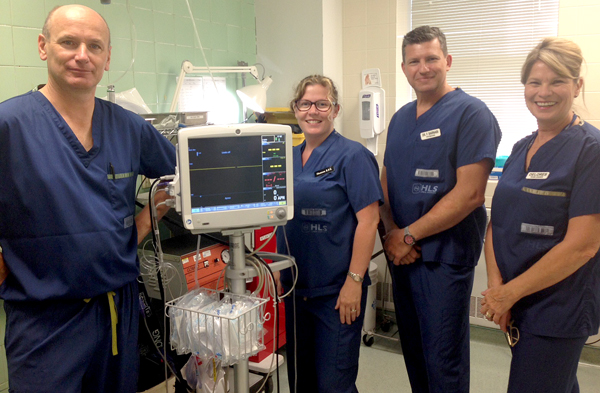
[295,100,334,112]
[505,320,519,348]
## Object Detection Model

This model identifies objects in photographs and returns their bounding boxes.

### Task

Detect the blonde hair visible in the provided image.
[521,37,583,85]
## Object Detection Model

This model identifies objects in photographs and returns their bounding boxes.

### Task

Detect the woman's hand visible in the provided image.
[480,284,517,331]
[335,278,362,325]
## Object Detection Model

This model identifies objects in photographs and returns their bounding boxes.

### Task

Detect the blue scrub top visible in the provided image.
[0,91,176,301]
[384,88,501,267]
[492,120,600,338]
[277,131,383,298]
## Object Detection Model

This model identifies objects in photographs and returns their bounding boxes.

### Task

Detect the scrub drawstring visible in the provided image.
[107,291,118,356]
[84,291,119,356]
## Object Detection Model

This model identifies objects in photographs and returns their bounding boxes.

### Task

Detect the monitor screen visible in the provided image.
[176,123,294,234]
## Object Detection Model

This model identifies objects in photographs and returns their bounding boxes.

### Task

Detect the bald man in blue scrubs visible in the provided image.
[0,5,175,392]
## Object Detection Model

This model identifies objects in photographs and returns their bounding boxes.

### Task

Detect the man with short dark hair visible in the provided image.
[380,25,501,392]
[0,5,175,392]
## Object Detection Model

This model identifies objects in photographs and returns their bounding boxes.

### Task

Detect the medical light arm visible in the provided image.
[170,60,261,112]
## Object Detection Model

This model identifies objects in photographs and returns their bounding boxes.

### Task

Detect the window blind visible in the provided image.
[410,0,559,157]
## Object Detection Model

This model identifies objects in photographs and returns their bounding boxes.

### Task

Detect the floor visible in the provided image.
[144,315,600,393]
[268,318,600,393]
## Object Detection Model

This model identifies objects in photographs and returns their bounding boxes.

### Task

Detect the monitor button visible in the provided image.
[275,207,287,219]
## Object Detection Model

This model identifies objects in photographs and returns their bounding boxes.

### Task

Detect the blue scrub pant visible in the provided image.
[507,330,587,393]
[284,289,367,393]
[4,281,140,393]
[389,261,474,393]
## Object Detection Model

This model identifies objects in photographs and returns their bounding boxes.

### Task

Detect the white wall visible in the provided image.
[341,0,398,164]
[256,0,600,134]
[255,0,324,109]
[322,0,344,112]
[559,0,600,129]
[255,0,345,118]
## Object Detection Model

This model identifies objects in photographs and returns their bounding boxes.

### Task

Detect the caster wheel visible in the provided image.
[381,319,392,332]
[362,334,374,346]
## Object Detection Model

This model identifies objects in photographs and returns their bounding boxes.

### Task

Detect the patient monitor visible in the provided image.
[174,123,294,234]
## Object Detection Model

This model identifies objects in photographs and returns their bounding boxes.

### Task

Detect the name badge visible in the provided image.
[526,172,550,180]
[420,129,441,140]
[315,166,334,177]
[301,208,327,217]
[415,168,439,178]
[521,223,554,236]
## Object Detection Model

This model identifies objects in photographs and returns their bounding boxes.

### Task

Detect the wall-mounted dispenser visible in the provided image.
[359,68,386,155]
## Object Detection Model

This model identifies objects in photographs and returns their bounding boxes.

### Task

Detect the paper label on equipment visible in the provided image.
[415,168,439,178]
[420,129,441,140]
[521,223,554,236]
[526,172,550,180]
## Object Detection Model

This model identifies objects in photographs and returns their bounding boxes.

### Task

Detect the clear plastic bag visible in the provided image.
[167,290,267,365]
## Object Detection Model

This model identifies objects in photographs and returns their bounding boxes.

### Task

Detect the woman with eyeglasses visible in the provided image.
[276,75,383,393]
[481,38,600,393]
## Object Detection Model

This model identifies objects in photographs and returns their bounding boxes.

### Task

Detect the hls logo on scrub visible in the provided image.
[303,223,328,233]
[412,183,438,194]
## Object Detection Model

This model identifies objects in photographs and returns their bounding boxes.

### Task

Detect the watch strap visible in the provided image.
[404,226,416,246]
[347,271,364,282]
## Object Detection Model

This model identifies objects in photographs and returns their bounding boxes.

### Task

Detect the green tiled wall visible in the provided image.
[0,0,257,114]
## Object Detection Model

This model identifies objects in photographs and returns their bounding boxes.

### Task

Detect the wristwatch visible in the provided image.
[347,271,364,282]
[403,226,416,246]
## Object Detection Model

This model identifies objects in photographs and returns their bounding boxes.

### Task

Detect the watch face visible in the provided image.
[404,235,415,246]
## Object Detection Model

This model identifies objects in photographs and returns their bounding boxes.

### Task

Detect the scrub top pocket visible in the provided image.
[411,138,447,183]
[516,185,570,239]
[106,162,136,216]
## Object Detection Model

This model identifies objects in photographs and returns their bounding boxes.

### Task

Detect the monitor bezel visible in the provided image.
[177,123,294,234]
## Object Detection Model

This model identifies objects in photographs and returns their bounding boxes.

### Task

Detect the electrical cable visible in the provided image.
[193,235,202,290]
[183,0,220,95]
[254,63,266,81]
[248,228,276,256]
[585,337,600,345]
[141,306,193,392]
[144,177,196,392]
[135,200,185,230]
[100,0,137,88]
[148,179,166,304]
[278,226,298,299]
[277,226,297,392]
[243,251,288,393]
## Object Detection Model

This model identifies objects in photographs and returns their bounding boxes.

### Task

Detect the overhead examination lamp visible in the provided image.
[170,60,271,121]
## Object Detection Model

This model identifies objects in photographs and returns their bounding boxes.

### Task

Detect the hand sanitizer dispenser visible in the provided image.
[359,69,385,155]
